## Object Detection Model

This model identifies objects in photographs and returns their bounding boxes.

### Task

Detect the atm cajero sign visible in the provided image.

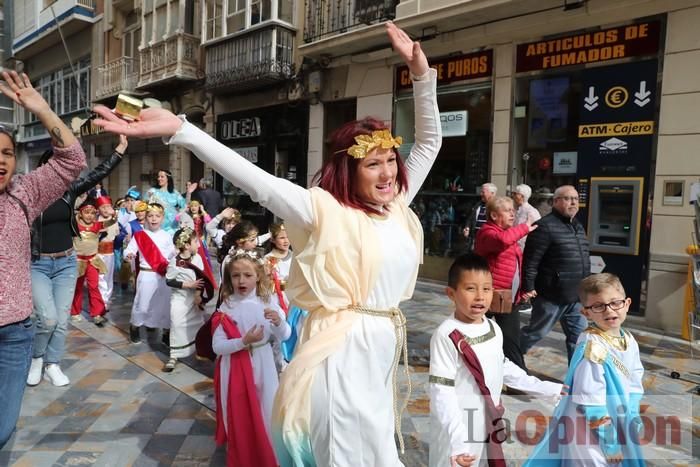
[516,21,660,72]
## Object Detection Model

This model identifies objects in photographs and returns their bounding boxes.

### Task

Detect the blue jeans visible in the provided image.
[520,296,587,362]
[30,254,77,364]
[0,317,34,449]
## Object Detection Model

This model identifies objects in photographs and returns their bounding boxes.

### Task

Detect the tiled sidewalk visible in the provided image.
[1,282,698,466]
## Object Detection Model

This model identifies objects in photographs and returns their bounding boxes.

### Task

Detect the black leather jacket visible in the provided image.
[30,150,124,260]
[522,209,591,304]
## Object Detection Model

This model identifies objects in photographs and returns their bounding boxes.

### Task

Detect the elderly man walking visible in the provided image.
[462,182,497,252]
[191,177,223,216]
[520,185,590,362]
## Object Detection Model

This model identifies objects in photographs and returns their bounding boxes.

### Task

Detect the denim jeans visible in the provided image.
[0,317,34,449]
[30,254,77,364]
[520,296,587,362]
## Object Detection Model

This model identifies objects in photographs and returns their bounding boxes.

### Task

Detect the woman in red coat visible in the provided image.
[475,196,536,371]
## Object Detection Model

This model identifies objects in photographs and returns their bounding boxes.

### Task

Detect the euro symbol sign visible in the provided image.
[605,86,628,109]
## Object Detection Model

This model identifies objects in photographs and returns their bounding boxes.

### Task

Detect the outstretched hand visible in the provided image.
[93,104,184,139]
[0,71,50,116]
[386,22,429,77]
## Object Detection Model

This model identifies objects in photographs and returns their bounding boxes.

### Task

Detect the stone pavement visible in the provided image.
[1,281,698,466]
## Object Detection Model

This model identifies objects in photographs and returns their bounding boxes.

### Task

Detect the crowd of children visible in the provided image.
[67,181,646,467]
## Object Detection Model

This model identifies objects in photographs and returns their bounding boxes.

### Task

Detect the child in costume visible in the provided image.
[218,219,270,277]
[429,254,563,467]
[212,249,291,467]
[124,203,176,343]
[265,222,308,362]
[524,273,645,466]
[70,199,116,326]
[177,199,212,237]
[164,227,215,372]
[206,207,240,249]
[96,196,119,312]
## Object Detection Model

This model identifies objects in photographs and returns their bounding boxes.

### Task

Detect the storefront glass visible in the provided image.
[395,83,492,263]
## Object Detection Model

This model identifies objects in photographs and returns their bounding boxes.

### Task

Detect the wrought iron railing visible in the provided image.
[205,24,295,92]
[138,33,201,88]
[304,0,396,43]
[76,0,96,8]
[96,56,138,98]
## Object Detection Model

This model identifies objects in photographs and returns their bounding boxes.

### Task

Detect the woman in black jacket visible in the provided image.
[27,135,128,387]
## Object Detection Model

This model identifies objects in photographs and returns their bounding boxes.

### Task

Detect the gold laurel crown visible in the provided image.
[340,129,403,159]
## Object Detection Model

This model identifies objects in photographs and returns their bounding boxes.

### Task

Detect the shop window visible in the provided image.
[395,84,492,258]
[512,72,581,209]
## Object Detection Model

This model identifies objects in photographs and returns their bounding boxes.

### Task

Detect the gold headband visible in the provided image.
[134,201,148,212]
[174,227,196,251]
[189,200,201,208]
[147,203,165,214]
[336,129,403,159]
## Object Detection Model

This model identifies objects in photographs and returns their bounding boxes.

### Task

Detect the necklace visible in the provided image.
[588,325,628,351]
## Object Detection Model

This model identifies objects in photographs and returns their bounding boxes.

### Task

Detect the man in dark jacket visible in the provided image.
[191,177,222,216]
[520,185,590,362]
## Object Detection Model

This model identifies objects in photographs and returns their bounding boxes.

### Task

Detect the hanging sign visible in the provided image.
[440,111,468,137]
[516,21,660,72]
[396,50,492,90]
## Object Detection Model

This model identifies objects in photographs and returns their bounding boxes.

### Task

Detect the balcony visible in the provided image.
[137,33,203,90]
[95,56,139,101]
[13,0,97,59]
[204,23,295,94]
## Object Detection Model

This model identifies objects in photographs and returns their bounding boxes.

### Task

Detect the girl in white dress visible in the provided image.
[164,228,206,372]
[212,250,291,466]
[95,21,440,466]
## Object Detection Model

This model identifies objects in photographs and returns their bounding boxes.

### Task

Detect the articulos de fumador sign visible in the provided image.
[516,21,660,72]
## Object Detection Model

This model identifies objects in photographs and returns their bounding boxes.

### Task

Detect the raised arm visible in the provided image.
[404,69,441,203]
[71,136,127,198]
[0,71,86,218]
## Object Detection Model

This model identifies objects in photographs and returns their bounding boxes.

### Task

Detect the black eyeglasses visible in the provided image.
[583,298,627,314]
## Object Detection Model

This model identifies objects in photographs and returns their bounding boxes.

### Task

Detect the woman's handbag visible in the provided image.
[490,289,513,314]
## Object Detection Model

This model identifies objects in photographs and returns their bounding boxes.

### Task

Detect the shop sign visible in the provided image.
[440,111,468,137]
[553,151,577,174]
[578,121,654,138]
[234,146,258,163]
[396,50,492,90]
[516,21,660,72]
[219,117,262,140]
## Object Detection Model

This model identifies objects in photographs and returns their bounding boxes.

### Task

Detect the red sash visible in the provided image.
[133,230,169,276]
[197,239,218,293]
[213,312,277,467]
[176,256,216,305]
[448,329,507,467]
[271,269,288,315]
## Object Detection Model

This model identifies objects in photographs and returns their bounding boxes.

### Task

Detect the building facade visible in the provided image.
[297,0,700,333]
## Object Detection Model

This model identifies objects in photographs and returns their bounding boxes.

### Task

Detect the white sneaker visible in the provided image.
[71,315,83,322]
[27,357,43,386]
[44,364,70,387]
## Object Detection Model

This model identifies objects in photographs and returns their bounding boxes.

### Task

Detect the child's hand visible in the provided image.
[220,207,236,219]
[125,253,135,261]
[560,384,570,396]
[450,453,476,467]
[605,452,623,464]
[242,325,264,345]
[264,308,281,326]
[183,279,204,289]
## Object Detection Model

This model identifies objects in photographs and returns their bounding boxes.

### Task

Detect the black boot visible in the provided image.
[161,329,170,348]
[129,325,141,343]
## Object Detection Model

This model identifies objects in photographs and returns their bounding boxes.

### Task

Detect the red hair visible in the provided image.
[313,117,409,215]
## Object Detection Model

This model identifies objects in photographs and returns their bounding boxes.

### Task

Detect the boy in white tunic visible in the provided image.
[524,273,645,466]
[124,203,176,343]
[430,254,562,467]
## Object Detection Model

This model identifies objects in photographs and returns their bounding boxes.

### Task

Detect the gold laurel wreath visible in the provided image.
[342,129,403,159]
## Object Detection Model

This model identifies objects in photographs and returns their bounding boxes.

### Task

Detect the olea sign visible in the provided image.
[440,111,468,137]
[219,117,262,140]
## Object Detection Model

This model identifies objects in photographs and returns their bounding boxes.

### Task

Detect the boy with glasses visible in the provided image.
[525,273,645,466]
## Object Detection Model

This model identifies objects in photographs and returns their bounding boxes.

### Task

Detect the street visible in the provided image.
[1,282,698,466]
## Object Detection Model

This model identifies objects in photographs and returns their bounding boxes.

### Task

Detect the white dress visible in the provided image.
[167,69,441,466]
[212,291,291,438]
[166,253,206,358]
[430,317,562,467]
[98,221,120,308]
[124,228,176,328]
